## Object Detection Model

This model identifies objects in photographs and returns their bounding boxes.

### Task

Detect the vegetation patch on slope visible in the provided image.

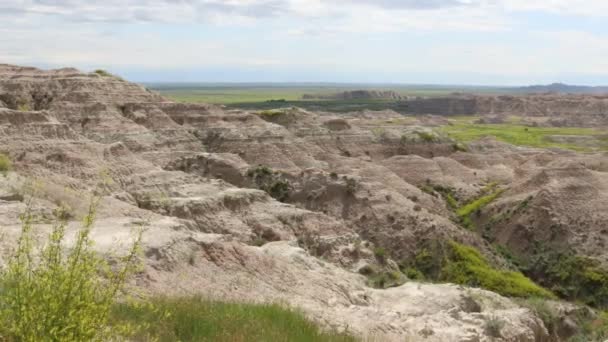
[456,186,505,230]
[111,297,357,342]
[410,241,554,299]
[247,165,292,202]
[528,252,608,309]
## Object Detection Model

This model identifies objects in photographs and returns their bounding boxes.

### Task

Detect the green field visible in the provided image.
[148,83,508,105]
[441,119,608,152]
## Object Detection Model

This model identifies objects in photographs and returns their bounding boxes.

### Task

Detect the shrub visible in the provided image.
[416,131,437,143]
[484,316,505,338]
[569,311,608,342]
[0,200,143,341]
[529,252,608,308]
[373,247,386,263]
[367,271,405,289]
[452,142,468,152]
[516,298,558,334]
[247,165,292,202]
[0,153,11,176]
[268,180,291,202]
[403,267,425,280]
[17,103,31,112]
[94,69,112,77]
[345,177,357,195]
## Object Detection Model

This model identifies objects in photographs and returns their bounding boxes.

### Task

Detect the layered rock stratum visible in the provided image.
[1,64,607,341]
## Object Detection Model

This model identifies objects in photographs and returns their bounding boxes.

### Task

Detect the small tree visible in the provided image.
[0,198,143,341]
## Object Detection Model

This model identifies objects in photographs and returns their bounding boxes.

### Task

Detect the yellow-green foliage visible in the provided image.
[0,200,143,341]
[111,296,357,342]
[441,121,608,151]
[441,242,554,299]
[456,188,505,229]
[0,153,11,175]
[17,103,31,112]
[416,131,438,143]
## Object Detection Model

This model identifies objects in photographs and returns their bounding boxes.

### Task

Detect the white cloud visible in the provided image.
[1,0,608,83]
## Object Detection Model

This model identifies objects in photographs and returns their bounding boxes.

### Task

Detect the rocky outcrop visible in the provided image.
[402,94,608,126]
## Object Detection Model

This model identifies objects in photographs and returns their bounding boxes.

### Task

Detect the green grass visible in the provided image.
[441,121,608,151]
[441,242,555,299]
[457,189,504,224]
[149,84,509,105]
[111,297,357,342]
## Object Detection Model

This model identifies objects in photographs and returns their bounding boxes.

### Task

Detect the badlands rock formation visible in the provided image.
[403,94,608,127]
[1,64,607,341]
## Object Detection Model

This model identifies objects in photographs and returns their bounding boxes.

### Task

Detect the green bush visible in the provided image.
[530,252,608,308]
[516,298,559,335]
[570,311,608,342]
[484,316,505,338]
[367,271,405,289]
[94,69,112,77]
[247,165,292,202]
[17,103,31,112]
[110,297,357,342]
[403,267,425,280]
[0,200,143,341]
[0,153,11,176]
[416,131,438,143]
[373,247,386,263]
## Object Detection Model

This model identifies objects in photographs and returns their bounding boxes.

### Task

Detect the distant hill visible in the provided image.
[516,83,608,94]
[302,90,405,100]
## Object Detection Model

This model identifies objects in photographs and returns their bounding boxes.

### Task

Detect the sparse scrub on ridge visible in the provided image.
[0,198,144,341]
[93,69,113,77]
[110,296,357,342]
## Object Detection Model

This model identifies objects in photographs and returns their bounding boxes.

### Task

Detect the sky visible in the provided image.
[1,0,608,85]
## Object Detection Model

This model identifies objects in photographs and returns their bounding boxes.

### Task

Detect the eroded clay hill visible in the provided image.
[1,64,607,341]
[405,94,608,126]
